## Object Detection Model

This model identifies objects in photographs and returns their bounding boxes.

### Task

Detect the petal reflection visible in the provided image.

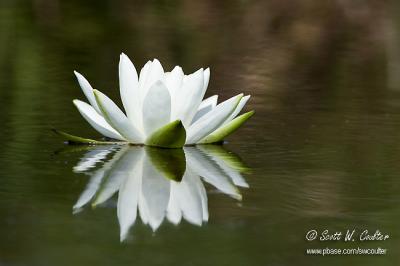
[71,145,249,241]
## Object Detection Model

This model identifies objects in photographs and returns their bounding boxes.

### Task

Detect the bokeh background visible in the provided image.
[1,0,400,265]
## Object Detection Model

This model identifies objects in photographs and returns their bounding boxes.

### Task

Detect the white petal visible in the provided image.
[191,173,209,222]
[198,146,249,188]
[186,94,242,144]
[93,90,144,143]
[140,154,170,231]
[142,81,171,136]
[73,146,116,173]
[199,95,218,110]
[74,71,102,114]
[218,162,248,188]
[166,181,183,225]
[185,147,241,200]
[225,170,248,188]
[73,100,124,140]
[73,147,127,210]
[73,170,105,210]
[117,149,144,241]
[203,67,210,92]
[138,186,149,225]
[171,69,205,127]
[191,95,218,124]
[90,147,132,206]
[139,60,152,87]
[119,53,140,128]
[118,173,141,241]
[175,172,203,226]
[164,66,184,104]
[223,95,250,126]
[91,169,125,206]
[198,178,209,221]
[140,59,164,99]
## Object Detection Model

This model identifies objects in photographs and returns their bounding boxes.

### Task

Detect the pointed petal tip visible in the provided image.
[236,194,243,201]
[120,52,129,61]
[119,53,136,69]
[232,188,243,201]
[92,89,102,103]
[73,70,83,78]
[72,99,81,106]
[233,94,244,104]
[150,222,161,232]
[119,230,131,242]
[171,65,184,74]
[192,68,204,75]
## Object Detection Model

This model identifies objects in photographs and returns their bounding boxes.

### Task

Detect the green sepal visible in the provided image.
[145,120,186,148]
[146,147,186,182]
[199,110,254,144]
[52,129,126,145]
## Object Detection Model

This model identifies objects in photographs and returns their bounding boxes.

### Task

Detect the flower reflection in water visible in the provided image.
[71,145,250,241]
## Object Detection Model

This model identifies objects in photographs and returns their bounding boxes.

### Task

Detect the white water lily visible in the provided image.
[67,53,253,148]
[72,145,249,241]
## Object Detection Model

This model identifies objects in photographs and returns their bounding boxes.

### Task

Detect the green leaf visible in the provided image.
[198,110,254,144]
[145,120,186,148]
[52,129,126,145]
[146,147,186,182]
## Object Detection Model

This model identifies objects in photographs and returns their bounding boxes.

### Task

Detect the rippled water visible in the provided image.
[1,1,400,265]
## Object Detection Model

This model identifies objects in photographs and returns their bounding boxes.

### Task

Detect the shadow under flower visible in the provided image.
[71,145,250,241]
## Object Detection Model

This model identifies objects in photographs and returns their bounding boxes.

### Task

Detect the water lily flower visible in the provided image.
[71,145,249,241]
[65,53,253,148]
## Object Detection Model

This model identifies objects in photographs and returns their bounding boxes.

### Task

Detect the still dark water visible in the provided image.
[1,1,400,265]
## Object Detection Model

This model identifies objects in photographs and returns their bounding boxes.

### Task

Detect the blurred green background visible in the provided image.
[1,0,400,265]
